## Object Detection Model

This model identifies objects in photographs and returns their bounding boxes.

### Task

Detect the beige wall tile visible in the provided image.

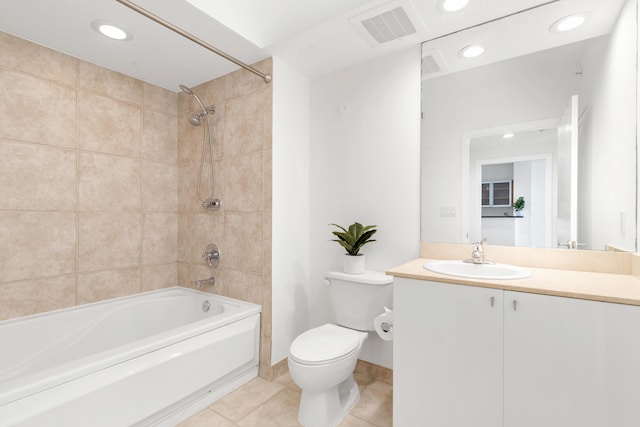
[263,213,272,277]
[0,140,76,211]
[177,261,190,287]
[224,212,263,273]
[178,163,199,213]
[223,91,265,157]
[0,32,77,86]
[223,153,263,212]
[263,89,273,151]
[0,69,76,147]
[260,334,272,370]
[143,110,178,164]
[178,110,203,164]
[143,213,178,264]
[78,91,142,157]
[178,115,224,164]
[77,267,141,304]
[189,262,220,291]
[79,212,140,272]
[263,150,272,212]
[142,262,177,291]
[179,161,223,213]
[79,61,143,105]
[0,275,76,321]
[79,152,140,212]
[225,58,273,100]
[144,83,177,115]
[0,212,76,282]
[178,215,190,262]
[220,269,262,305]
[190,213,224,263]
[142,161,178,212]
[262,275,272,338]
[194,76,227,108]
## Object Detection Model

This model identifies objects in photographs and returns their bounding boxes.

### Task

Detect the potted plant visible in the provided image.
[330,222,377,274]
[513,196,525,216]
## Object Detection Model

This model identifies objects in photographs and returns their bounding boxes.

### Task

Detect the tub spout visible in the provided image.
[194,276,216,288]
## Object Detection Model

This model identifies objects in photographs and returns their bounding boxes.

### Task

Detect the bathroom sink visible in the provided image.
[423,260,532,280]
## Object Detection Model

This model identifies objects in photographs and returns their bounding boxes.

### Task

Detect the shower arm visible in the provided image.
[115,0,272,84]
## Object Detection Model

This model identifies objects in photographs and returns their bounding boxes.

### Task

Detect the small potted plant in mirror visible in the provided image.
[330,222,377,274]
[513,196,525,216]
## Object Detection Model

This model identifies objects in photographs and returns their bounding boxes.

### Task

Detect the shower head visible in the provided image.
[189,114,203,126]
[179,84,194,95]
[179,84,207,115]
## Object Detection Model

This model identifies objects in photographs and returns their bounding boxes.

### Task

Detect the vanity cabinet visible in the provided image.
[394,277,640,427]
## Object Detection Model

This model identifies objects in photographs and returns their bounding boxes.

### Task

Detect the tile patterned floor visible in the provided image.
[177,372,393,427]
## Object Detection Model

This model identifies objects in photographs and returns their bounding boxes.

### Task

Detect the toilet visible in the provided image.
[288,270,393,427]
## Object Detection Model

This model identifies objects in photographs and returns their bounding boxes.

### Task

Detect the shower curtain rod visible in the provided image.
[115,0,272,84]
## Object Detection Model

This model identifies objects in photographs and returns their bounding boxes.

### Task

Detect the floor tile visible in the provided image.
[237,388,303,427]
[350,381,393,427]
[208,377,285,422]
[182,375,393,427]
[338,414,380,427]
[176,408,233,427]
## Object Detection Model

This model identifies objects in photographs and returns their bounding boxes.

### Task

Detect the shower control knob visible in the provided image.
[202,199,221,210]
[203,244,221,268]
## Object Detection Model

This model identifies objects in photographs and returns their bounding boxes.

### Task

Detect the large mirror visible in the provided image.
[421,0,638,251]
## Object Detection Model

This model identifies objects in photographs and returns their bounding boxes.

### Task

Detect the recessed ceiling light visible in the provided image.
[458,44,484,59]
[91,20,132,41]
[550,13,590,33]
[439,0,470,13]
[503,133,515,139]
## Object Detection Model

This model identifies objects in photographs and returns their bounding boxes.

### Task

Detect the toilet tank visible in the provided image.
[325,270,393,331]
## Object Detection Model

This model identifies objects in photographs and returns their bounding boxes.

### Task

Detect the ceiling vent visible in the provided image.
[421,48,448,80]
[350,1,426,47]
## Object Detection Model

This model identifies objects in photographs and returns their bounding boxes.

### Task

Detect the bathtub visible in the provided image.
[0,286,261,426]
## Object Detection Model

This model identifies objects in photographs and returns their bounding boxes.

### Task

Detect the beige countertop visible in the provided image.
[387,257,640,306]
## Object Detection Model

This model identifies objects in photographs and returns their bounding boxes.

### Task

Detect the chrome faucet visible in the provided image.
[465,239,493,264]
[195,276,216,287]
[194,243,220,287]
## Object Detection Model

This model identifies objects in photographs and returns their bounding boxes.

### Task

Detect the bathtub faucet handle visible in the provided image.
[202,244,221,268]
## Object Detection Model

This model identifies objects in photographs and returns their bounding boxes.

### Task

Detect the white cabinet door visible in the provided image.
[394,278,503,426]
[504,291,640,427]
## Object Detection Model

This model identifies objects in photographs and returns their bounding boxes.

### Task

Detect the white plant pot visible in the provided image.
[344,254,365,274]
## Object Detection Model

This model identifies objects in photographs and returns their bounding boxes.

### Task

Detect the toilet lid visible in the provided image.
[290,324,364,365]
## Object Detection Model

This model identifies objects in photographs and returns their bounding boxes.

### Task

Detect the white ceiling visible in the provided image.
[0,0,627,91]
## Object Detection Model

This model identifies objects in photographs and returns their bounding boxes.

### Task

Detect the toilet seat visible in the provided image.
[289,324,364,366]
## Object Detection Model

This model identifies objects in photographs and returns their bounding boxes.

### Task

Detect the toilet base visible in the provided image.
[297,375,360,427]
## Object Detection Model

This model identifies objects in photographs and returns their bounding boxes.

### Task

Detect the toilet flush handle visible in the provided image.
[324,279,331,286]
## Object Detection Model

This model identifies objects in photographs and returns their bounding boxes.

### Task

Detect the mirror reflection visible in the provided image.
[421,0,637,251]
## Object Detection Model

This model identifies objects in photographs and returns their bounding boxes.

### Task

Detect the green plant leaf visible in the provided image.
[330,222,378,255]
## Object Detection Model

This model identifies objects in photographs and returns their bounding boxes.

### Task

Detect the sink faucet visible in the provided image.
[465,239,492,264]
[471,241,485,264]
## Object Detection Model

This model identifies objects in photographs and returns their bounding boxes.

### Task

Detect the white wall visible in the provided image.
[308,47,421,368]
[579,0,637,251]
[271,57,311,365]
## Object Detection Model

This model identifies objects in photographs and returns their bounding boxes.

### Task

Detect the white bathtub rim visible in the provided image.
[0,287,261,407]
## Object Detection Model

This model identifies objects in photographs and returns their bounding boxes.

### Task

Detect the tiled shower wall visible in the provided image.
[0,32,179,319]
[176,58,274,379]
[0,32,274,378]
